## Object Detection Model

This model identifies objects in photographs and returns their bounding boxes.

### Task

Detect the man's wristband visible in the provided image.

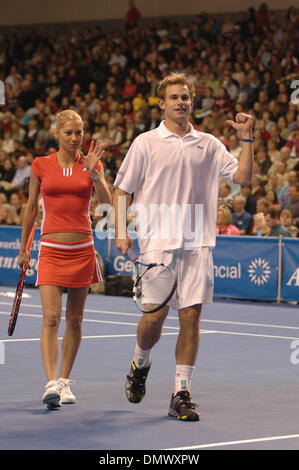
[90,173,99,182]
[241,138,253,142]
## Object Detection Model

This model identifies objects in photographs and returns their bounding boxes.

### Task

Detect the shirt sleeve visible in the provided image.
[219,148,239,179]
[212,137,239,179]
[30,157,41,180]
[114,136,146,194]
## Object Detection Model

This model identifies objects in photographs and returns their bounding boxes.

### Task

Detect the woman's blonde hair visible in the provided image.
[253,212,269,235]
[1,203,19,225]
[217,204,232,226]
[55,109,83,132]
[157,73,195,100]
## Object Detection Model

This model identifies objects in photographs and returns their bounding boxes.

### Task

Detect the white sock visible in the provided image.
[174,365,195,394]
[133,344,152,369]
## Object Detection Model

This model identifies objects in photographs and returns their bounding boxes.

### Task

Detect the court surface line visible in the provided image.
[0,331,188,343]
[1,313,298,342]
[0,311,181,330]
[1,302,299,332]
[164,433,299,450]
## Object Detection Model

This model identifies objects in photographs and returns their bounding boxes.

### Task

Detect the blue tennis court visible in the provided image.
[0,287,299,451]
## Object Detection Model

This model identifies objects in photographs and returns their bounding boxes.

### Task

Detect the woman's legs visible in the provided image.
[39,285,89,381]
[59,287,89,379]
[39,285,63,381]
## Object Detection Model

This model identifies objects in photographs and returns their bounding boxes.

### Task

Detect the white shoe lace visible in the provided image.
[59,378,76,397]
[45,380,62,393]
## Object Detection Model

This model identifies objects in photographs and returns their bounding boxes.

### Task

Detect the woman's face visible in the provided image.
[0,207,7,220]
[56,119,84,153]
[254,215,263,229]
[266,190,275,202]
[4,159,12,170]
[217,210,224,225]
[10,193,19,206]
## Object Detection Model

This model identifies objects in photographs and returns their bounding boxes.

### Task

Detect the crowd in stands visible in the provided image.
[0,3,298,237]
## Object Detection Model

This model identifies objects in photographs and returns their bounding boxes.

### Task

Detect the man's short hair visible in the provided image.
[264,207,278,219]
[157,73,195,100]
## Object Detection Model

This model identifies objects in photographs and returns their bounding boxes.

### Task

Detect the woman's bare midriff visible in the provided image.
[42,232,90,242]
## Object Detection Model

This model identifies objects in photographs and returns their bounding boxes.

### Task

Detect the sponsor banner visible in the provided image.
[0,226,107,286]
[281,239,299,302]
[0,226,40,285]
[101,231,137,276]
[105,233,280,301]
[1,227,298,302]
[213,236,278,301]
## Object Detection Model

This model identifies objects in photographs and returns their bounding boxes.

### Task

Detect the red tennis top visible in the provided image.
[31,153,101,235]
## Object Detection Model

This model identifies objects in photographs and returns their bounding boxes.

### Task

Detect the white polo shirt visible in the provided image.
[114,121,238,253]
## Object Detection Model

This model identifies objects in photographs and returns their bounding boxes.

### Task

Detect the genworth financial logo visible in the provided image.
[214,256,272,286]
[247,257,271,286]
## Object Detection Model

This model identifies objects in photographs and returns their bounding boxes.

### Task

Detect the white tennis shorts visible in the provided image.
[140,247,214,310]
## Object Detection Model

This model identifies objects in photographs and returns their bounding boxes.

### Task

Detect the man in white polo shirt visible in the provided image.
[113,73,254,421]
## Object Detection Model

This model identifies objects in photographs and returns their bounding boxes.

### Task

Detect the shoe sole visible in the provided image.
[168,408,200,421]
[43,393,61,409]
[61,398,76,404]
[125,382,145,403]
[46,403,62,410]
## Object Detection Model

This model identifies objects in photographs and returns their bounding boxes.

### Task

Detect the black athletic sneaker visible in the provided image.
[125,360,151,403]
[168,390,200,421]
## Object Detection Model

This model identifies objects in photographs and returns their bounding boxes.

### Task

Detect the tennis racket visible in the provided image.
[126,247,177,314]
[8,224,36,336]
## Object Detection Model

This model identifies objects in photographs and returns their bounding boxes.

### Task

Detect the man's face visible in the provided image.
[280,211,292,227]
[289,187,299,202]
[159,84,192,125]
[241,186,251,197]
[264,214,276,229]
[277,162,286,174]
[219,183,230,197]
[17,156,28,168]
[288,171,297,185]
[280,148,290,160]
[233,198,245,212]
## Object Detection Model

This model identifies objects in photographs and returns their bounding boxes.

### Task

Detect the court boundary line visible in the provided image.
[1,301,299,332]
[164,433,299,450]
[0,311,298,342]
[1,331,215,343]
[0,332,183,343]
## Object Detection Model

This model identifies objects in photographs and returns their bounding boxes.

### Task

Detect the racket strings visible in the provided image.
[135,265,175,312]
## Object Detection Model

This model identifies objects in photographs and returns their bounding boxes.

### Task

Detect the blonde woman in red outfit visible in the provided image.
[18,110,111,409]
[216,205,240,235]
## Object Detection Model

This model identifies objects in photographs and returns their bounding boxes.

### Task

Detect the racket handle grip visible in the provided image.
[126,246,137,262]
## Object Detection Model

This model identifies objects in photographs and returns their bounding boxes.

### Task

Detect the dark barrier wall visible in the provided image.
[1,0,290,26]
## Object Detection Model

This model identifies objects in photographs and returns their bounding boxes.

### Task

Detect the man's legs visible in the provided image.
[125,306,169,403]
[168,304,202,421]
[176,304,201,363]
[136,305,169,352]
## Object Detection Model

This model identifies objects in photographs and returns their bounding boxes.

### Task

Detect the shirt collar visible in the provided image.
[157,120,199,140]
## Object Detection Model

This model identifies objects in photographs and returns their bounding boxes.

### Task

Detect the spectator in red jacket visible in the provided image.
[125,0,141,31]
[285,130,299,158]
[216,205,240,235]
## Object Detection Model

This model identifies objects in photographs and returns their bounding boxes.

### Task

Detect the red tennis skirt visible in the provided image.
[36,236,103,288]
